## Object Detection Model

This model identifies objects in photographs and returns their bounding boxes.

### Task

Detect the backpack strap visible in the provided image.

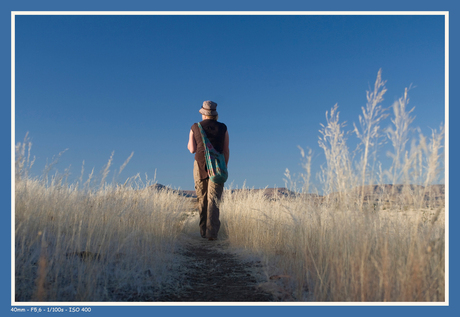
[197,122,215,150]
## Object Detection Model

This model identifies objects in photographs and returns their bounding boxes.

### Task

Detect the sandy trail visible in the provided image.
[156,231,274,302]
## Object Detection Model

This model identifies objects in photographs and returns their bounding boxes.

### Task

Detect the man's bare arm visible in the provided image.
[188,129,196,154]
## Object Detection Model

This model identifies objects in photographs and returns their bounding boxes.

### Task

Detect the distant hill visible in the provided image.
[148,184,300,199]
[149,183,445,206]
[356,184,444,200]
[325,184,445,207]
[227,187,297,199]
[149,184,197,198]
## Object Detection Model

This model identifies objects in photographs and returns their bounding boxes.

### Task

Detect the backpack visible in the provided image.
[197,122,228,184]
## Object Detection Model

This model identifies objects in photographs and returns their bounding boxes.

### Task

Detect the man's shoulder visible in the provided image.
[217,121,227,130]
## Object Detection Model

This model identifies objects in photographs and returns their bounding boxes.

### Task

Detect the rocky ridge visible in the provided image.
[149,183,445,205]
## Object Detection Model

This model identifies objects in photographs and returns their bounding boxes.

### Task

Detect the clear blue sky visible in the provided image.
[14,13,446,191]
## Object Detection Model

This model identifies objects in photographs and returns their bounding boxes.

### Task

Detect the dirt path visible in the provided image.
[156,232,274,302]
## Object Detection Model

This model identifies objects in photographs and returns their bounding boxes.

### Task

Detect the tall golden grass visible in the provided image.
[15,145,192,301]
[220,189,444,301]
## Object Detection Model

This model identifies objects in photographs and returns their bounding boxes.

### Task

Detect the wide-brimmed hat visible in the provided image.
[199,100,218,116]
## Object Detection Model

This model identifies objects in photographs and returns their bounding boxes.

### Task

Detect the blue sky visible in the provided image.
[14,13,446,191]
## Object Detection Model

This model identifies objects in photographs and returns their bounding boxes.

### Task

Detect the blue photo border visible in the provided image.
[2,0,457,316]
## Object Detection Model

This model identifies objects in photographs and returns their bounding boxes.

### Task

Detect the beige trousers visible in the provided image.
[193,160,224,239]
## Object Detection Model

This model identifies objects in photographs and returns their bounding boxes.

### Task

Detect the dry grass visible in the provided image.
[14,151,193,301]
[220,191,444,301]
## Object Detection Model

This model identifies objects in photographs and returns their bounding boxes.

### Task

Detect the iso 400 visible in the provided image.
[69,307,91,313]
